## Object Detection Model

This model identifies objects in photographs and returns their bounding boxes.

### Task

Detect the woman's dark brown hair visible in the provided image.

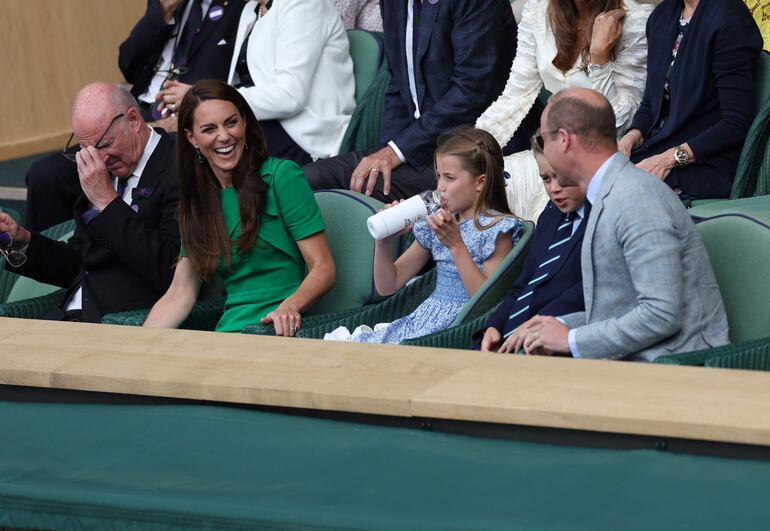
[176,79,269,280]
[549,0,625,72]
[434,126,516,229]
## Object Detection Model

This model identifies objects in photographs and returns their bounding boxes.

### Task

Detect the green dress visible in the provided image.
[215,158,325,333]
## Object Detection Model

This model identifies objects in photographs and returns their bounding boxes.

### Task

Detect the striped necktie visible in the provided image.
[502,210,578,337]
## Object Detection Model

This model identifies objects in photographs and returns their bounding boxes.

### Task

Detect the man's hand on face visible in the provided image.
[76,146,119,211]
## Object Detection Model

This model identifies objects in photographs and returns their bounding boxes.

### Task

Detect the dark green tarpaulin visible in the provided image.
[0,400,768,530]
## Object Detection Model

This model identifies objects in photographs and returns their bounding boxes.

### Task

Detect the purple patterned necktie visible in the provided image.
[173,0,204,72]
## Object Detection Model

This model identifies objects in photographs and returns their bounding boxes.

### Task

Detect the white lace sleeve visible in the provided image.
[588,1,654,135]
[475,0,544,148]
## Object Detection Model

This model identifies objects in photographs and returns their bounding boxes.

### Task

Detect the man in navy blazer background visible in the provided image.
[304,0,542,201]
[478,146,588,353]
[120,0,244,121]
[24,0,243,233]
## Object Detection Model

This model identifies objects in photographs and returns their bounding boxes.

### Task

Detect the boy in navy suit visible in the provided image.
[478,140,587,353]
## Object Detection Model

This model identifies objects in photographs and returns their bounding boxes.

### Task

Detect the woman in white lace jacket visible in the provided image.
[477,0,653,220]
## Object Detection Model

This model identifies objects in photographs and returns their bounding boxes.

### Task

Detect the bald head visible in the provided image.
[544,88,617,151]
[71,83,141,133]
[71,82,148,179]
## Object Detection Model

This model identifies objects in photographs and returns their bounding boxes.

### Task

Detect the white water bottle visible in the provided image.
[366,190,442,240]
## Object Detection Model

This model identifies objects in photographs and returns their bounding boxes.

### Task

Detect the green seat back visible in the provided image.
[308,190,395,314]
[689,195,770,223]
[3,219,76,304]
[339,58,390,154]
[347,29,383,104]
[694,212,770,343]
[754,50,770,111]
[451,220,534,325]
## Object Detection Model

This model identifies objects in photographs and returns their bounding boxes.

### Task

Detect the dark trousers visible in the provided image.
[25,153,82,232]
[261,120,312,167]
[302,151,437,202]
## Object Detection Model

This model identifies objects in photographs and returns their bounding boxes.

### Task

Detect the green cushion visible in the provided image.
[694,212,770,343]
[346,29,382,103]
[308,190,394,314]
[339,61,390,154]
[1,400,770,530]
[689,195,770,225]
[755,50,770,111]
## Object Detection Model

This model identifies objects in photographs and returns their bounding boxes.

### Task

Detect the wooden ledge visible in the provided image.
[2,318,770,446]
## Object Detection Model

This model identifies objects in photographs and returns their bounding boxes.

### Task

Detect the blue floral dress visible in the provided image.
[342,213,522,344]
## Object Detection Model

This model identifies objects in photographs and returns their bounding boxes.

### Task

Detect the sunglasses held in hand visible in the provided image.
[0,231,27,267]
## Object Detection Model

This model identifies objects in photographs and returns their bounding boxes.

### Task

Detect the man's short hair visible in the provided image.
[546,90,616,150]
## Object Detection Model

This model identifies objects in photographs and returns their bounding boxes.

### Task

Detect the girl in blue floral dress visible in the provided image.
[325,127,523,344]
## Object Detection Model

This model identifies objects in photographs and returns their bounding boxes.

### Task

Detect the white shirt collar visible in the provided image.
[130,127,161,180]
[586,152,620,205]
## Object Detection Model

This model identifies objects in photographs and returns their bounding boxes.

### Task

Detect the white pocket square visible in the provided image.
[217,39,227,46]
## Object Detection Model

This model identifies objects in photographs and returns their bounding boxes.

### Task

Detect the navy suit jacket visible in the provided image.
[119,0,244,99]
[380,0,521,172]
[482,202,586,338]
[629,0,761,199]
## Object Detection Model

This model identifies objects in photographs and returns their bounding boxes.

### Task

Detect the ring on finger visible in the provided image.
[369,167,379,173]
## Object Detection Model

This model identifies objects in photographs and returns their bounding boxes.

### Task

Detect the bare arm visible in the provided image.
[452,230,513,296]
[373,238,430,296]
[428,211,514,297]
[143,257,202,329]
[261,231,336,336]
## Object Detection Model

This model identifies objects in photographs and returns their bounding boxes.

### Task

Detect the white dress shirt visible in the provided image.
[476,0,652,148]
[388,0,423,164]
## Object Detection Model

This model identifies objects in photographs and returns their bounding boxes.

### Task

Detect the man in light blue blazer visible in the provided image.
[522,87,729,361]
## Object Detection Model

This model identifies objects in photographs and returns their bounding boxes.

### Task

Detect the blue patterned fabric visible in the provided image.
[353,213,523,344]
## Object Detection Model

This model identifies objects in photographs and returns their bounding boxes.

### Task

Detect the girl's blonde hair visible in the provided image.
[434,126,516,230]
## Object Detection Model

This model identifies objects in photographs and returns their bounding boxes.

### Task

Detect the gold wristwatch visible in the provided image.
[673,146,689,167]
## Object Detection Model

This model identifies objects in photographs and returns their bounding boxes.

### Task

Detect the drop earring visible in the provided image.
[196,149,205,164]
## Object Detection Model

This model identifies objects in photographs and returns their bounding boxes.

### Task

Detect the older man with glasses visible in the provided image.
[0,82,180,323]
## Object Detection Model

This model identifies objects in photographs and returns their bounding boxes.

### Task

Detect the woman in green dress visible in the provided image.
[144,80,335,336]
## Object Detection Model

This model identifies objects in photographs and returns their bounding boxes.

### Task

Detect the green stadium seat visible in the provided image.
[338,57,390,154]
[106,190,397,332]
[346,29,383,104]
[654,201,770,365]
[704,337,770,370]
[293,221,534,349]
[243,190,402,334]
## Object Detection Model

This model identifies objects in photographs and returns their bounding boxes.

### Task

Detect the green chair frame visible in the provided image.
[290,221,535,349]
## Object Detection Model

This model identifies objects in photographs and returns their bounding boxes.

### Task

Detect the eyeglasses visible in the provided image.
[0,231,27,268]
[61,113,126,163]
[531,129,560,151]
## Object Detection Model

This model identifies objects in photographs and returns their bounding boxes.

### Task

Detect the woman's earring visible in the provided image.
[196,149,205,164]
